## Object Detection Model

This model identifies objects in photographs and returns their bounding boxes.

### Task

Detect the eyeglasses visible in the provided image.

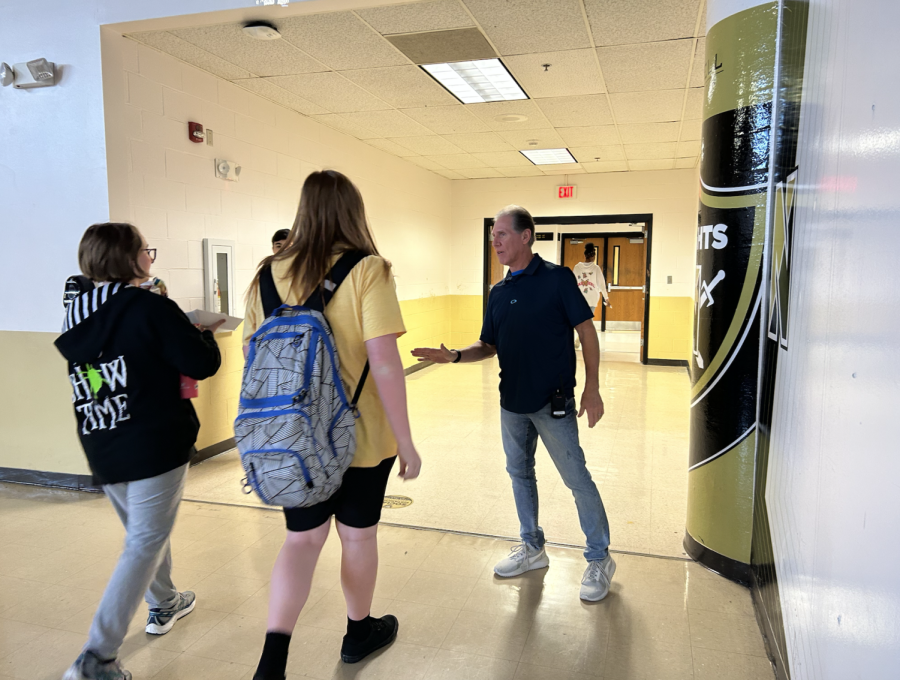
[142,248,157,263]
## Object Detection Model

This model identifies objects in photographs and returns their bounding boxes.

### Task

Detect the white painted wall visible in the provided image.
[765,0,900,677]
[449,171,700,297]
[102,33,451,317]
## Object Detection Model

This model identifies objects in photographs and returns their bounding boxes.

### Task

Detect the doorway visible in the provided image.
[483,214,653,364]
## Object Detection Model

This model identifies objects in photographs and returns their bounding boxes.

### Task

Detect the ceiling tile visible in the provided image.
[402,106,492,134]
[426,153,488,170]
[582,160,629,173]
[629,159,676,171]
[624,142,677,160]
[540,164,585,175]
[357,1,474,35]
[496,165,545,177]
[535,95,613,128]
[458,168,504,179]
[691,38,706,88]
[610,90,684,123]
[406,156,447,171]
[598,40,693,93]
[278,12,409,70]
[442,132,513,153]
[466,100,553,131]
[387,28,496,64]
[341,66,456,108]
[233,78,327,115]
[128,32,251,80]
[680,119,702,141]
[391,135,464,155]
[504,50,606,98]
[618,122,681,144]
[584,0,703,46]
[497,129,566,150]
[312,114,380,139]
[685,87,705,119]
[267,73,391,113]
[676,140,701,157]
[170,24,326,77]
[367,138,419,157]
[569,145,627,162]
[434,169,466,179]
[675,157,698,168]
[558,126,620,146]
[471,151,532,167]
[463,0,591,55]
[339,110,433,137]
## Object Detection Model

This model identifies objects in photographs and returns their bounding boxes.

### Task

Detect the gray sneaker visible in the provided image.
[580,555,616,601]
[62,651,131,680]
[146,591,196,635]
[494,542,550,577]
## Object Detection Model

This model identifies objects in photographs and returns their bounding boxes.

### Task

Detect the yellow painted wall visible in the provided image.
[648,296,695,362]
[192,329,244,450]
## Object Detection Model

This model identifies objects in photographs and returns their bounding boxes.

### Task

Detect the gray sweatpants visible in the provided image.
[86,464,187,659]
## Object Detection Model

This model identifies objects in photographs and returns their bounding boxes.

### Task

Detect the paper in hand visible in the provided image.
[186,309,243,332]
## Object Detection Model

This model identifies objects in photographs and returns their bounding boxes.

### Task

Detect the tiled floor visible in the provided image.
[184,333,691,559]
[0,483,772,680]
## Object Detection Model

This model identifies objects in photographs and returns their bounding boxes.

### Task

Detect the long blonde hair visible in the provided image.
[250,170,383,301]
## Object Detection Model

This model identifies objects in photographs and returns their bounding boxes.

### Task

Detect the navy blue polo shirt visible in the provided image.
[480,254,594,414]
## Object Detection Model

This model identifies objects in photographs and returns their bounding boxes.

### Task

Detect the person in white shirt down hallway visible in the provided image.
[572,242,610,349]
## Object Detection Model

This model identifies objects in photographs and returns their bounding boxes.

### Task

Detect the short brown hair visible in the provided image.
[78,222,147,283]
[495,205,536,246]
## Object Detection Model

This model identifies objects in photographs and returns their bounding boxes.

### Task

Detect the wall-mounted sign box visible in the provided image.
[535,232,554,241]
[558,185,576,199]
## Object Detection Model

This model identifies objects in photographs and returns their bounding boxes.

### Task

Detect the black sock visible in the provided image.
[347,615,373,642]
[255,631,291,680]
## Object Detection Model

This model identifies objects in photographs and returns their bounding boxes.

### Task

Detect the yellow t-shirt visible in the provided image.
[243,253,406,468]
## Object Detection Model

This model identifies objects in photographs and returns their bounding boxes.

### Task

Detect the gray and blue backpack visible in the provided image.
[235,251,369,508]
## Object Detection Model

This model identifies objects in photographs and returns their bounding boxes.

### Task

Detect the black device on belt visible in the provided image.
[550,389,566,418]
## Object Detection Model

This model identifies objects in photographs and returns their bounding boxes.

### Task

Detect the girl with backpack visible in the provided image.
[242,170,422,679]
[56,223,223,680]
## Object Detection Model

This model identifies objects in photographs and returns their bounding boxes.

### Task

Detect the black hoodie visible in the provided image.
[55,283,222,484]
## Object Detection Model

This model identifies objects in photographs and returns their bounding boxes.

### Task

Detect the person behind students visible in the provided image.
[272,228,290,254]
[572,242,609,349]
[243,170,421,679]
[412,205,615,602]
[56,223,223,680]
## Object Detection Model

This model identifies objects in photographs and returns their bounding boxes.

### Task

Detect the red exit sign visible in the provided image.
[558,185,576,199]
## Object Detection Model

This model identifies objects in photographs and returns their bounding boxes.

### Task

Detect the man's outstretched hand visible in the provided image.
[411,344,456,364]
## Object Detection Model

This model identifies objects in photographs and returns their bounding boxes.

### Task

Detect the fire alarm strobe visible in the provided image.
[188,122,205,143]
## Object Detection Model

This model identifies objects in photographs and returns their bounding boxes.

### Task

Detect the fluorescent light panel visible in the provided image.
[422,59,527,104]
[520,148,577,165]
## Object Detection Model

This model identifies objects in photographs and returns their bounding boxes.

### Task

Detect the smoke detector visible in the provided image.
[494,114,528,123]
[242,22,281,40]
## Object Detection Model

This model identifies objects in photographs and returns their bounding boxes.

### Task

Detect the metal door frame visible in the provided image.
[483,213,653,364]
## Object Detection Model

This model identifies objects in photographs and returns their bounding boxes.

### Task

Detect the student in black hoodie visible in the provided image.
[56,223,222,680]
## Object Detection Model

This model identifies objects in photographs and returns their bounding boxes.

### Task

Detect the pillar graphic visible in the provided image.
[685,0,778,582]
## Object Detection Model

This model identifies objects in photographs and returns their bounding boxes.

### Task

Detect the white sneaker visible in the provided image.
[494,543,550,577]
[580,555,616,601]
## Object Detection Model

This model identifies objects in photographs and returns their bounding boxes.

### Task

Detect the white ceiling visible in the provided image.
[127,0,706,180]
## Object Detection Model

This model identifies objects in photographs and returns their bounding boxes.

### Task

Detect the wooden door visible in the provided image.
[605,236,645,330]
[562,237,605,322]
[489,233,505,288]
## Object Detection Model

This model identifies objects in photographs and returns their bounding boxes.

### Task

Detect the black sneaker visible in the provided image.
[340,615,399,664]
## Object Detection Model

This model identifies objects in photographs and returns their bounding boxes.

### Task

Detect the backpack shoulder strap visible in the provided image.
[304,251,371,409]
[259,265,283,318]
[303,251,369,313]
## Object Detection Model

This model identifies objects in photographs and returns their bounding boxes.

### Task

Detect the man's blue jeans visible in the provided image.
[500,398,610,562]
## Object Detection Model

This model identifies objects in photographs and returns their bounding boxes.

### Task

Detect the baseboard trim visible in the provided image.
[192,438,236,466]
[751,568,790,680]
[683,530,751,585]
[646,358,690,374]
[404,360,434,375]
[0,466,101,492]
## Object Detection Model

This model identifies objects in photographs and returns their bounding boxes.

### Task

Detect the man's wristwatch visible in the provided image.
[452,349,462,364]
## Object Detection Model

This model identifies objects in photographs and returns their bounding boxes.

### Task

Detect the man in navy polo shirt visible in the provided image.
[412,205,614,601]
